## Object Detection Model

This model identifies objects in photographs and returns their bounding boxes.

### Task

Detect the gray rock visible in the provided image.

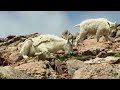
[14,61,56,79]
[84,56,120,64]
[80,47,104,56]
[66,59,84,76]
[0,66,34,79]
[72,63,120,79]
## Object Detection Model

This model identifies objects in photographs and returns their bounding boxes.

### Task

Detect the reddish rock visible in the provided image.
[55,60,67,75]
[9,51,23,62]
[66,59,84,76]
[72,63,120,79]
[14,61,56,79]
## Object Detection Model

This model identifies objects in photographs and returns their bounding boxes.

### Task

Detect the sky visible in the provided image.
[0,11,120,38]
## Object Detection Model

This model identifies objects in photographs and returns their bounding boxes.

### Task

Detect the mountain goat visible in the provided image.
[20,34,73,59]
[74,18,120,47]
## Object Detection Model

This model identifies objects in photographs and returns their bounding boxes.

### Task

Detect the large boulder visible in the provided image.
[84,56,120,64]
[72,63,120,79]
[8,51,23,62]
[14,61,57,79]
[66,59,84,76]
[80,47,105,56]
[77,39,110,52]
[0,66,33,79]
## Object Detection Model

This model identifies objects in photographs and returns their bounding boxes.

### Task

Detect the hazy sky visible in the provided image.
[0,11,120,38]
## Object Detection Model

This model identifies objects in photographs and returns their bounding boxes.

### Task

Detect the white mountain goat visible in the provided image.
[74,18,120,47]
[19,34,73,59]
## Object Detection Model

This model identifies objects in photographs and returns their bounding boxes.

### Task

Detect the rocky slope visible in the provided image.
[1,31,120,79]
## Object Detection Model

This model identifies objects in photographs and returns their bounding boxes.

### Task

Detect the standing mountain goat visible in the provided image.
[20,34,73,59]
[74,18,120,47]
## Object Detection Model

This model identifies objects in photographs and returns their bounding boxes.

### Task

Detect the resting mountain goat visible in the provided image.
[74,18,120,47]
[19,34,73,59]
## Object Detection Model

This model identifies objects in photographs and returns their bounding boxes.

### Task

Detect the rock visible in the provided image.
[48,71,57,79]
[14,61,56,79]
[107,50,115,53]
[84,58,105,64]
[0,66,34,79]
[0,52,2,64]
[9,51,23,62]
[115,38,120,42]
[25,33,40,38]
[112,41,120,51]
[0,58,2,66]
[116,48,120,51]
[55,60,68,75]
[6,46,18,52]
[91,75,118,79]
[80,47,104,56]
[58,73,71,79]
[107,51,120,57]
[66,59,84,76]
[0,36,22,46]
[84,56,120,64]
[1,52,12,66]
[77,39,110,52]
[6,35,16,39]
[76,55,96,61]
[104,56,120,64]
[96,51,107,58]
[0,38,5,42]
[0,52,7,66]
[72,63,120,79]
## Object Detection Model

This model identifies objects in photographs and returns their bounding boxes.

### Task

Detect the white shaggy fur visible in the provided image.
[20,34,73,59]
[74,18,119,46]
[31,34,66,46]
